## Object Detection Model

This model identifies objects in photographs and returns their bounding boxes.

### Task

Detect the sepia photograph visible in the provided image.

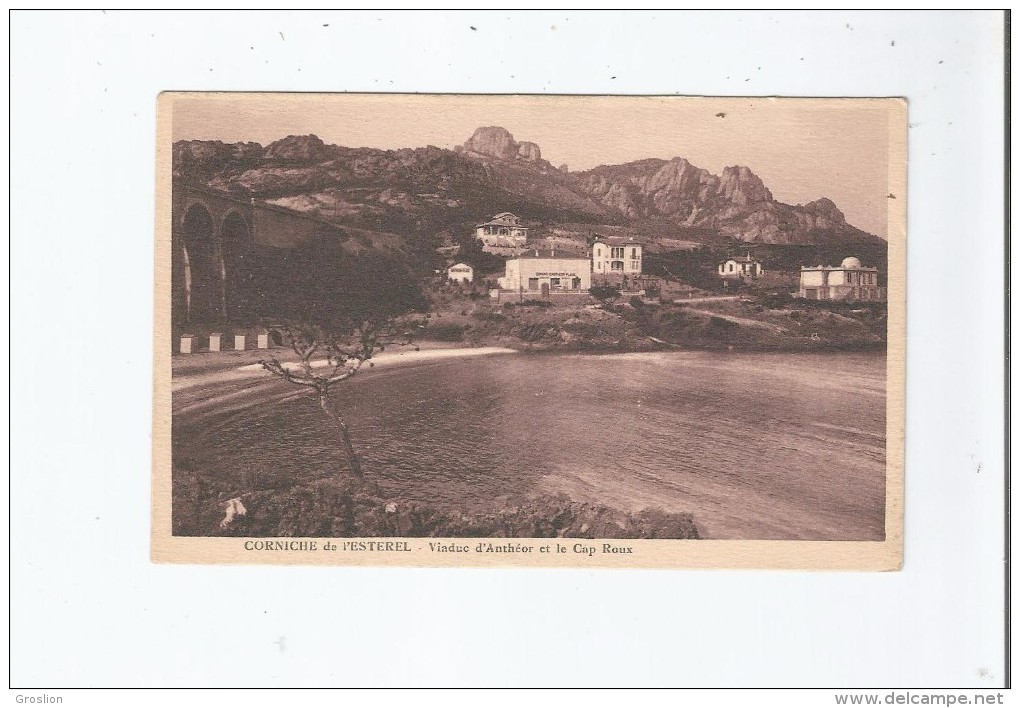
[153,93,904,568]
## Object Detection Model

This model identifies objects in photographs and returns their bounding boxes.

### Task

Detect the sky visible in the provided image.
[171,94,899,238]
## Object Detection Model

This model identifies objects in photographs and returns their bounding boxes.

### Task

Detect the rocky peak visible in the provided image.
[173,140,228,165]
[803,197,846,224]
[463,126,519,160]
[517,141,542,162]
[462,126,546,165]
[264,134,329,163]
[651,156,699,182]
[173,139,265,179]
[717,165,773,205]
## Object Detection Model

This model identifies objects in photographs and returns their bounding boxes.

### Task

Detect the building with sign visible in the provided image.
[497,249,592,294]
[446,262,474,284]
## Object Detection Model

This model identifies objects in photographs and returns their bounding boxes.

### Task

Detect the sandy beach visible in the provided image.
[171,343,518,394]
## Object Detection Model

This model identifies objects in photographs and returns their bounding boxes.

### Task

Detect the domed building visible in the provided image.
[798,256,885,301]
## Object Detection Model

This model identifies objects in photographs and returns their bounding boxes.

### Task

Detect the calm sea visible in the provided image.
[173,350,886,540]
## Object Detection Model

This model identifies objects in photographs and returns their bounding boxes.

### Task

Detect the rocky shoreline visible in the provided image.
[422,297,888,356]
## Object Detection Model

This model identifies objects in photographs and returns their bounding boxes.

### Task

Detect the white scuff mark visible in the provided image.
[220,497,247,528]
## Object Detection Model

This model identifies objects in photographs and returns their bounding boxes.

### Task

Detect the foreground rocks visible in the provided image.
[173,474,700,540]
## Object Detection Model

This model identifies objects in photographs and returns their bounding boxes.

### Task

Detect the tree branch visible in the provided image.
[324,356,367,385]
[265,314,425,391]
[260,357,319,387]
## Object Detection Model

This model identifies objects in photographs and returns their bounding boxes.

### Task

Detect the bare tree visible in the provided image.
[250,239,428,478]
[260,317,420,478]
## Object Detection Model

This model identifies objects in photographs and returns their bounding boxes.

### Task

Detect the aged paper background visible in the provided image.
[11,11,1004,689]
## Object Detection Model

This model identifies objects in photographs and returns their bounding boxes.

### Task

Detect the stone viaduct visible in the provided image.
[172,180,341,327]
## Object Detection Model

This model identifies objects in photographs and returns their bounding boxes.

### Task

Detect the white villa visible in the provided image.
[591,236,643,278]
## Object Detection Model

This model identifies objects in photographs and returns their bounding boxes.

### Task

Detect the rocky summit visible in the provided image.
[264,134,330,163]
[460,126,546,166]
[173,126,883,248]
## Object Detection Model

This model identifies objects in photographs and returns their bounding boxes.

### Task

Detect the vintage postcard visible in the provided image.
[152,93,905,569]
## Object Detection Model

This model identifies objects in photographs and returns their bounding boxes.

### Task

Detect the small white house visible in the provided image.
[447,262,474,284]
[719,254,764,279]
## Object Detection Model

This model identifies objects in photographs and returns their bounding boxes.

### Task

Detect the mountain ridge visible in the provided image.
[173,128,883,248]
